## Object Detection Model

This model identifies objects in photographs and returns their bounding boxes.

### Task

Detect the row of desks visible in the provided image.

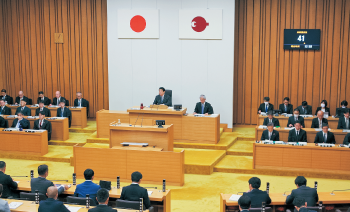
[6,105,87,128]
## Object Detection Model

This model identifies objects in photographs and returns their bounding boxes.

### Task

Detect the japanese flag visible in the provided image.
[179,9,222,40]
[117,9,159,38]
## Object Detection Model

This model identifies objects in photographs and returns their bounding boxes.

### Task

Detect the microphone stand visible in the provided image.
[12,176,28,177]
[283,191,291,196]
[330,189,350,195]
[134,113,141,127]
[140,113,144,127]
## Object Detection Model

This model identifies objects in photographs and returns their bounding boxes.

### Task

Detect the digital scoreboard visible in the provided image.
[284,29,320,50]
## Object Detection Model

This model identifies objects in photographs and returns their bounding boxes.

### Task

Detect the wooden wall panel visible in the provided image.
[0,0,108,117]
[234,0,350,125]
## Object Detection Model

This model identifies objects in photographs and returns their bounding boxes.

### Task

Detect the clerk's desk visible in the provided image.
[2,115,69,141]
[255,126,349,144]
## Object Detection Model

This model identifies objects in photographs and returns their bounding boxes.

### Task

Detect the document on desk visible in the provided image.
[8,202,23,209]
[65,206,82,212]
[148,191,153,196]
[229,194,242,201]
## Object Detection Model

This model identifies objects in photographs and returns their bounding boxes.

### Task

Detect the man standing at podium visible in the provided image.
[15,100,31,116]
[0,99,11,115]
[153,87,171,106]
[34,112,52,141]
[194,94,214,115]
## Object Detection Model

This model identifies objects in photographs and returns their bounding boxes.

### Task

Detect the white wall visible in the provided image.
[107,0,235,127]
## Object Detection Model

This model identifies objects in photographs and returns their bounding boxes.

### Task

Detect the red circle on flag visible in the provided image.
[130,15,146,33]
[191,16,209,32]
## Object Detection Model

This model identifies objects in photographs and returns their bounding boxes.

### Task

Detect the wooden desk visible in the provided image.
[112,145,163,151]
[0,129,48,156]
[255,127,348,144]
[7,105,18,115]
[257,115,339,129]
[109,124,174,151]
[97,110,130,137]
[50,106,87,128]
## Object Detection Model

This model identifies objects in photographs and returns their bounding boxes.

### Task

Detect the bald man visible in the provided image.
[52,91,66,106]
[15,91,29,105]
[311,111,328,128]
[38,186,69,212]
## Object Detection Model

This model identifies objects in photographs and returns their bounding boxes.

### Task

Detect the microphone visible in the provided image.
[330,189,350,195]
[266,182,270,194]
[144,187,157,189]
[134,113,141,127]
[50,180,69,182]
[283,191,292,196]
[12,176,28,177]
[314,181,318,190]
[140,112,144,127]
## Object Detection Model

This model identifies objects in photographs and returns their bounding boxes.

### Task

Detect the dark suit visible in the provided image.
[336,107,347,117]
[153,94,171,106]
[315,107,330,116]
[279,104,294,114]
[74,98,89,116]
[38,198,70,212]
[297,105,313,115]
[0,171,18,198]
[194,102,214,114]
[88,205,118,212]
[243,189,271,208]
[15,96,29,104]
[263,117,280,126]
[286,186,318,207]
[120,184,151,209]
[337,116,350,129]
[0,116,6,128]
[288,129,307,142]
[287,116,305,128]
[1,95,13,104]
[31,177,64,195]
[310,118,328,128]
[11,118,30,129]
[0,106,11,115]
[258,103,274,113]
[314,131,336,144]
[261,130,280,141]
[35,107,51,117]
[15,106,31,116]
[37,97,51,105]
[343,133,350,145]
[57,107,72,127]
[52,97,66,106]
[33,119,52,141]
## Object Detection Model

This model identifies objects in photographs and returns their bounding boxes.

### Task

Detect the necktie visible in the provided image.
[39,120,42,129]
[21,107,24,112]
[16,120,21,128]
[61,109,64,117]
[346,119,349,129]
[79,100,81,107]
[202,104,204,114]
[319,119,322,129]
[265,105,268,112]
[269,132,271,140]
[0,107,2,114]
[285,105,287,112]
[323,133,326,143]
[40,108,43,111]
[295,117,297,121]
[57,98,60,105]
[303,108,305,113]
[297,131,299,139]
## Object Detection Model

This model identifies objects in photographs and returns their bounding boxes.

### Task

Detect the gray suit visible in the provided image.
[0,199,10,212]
[31,177,64,196]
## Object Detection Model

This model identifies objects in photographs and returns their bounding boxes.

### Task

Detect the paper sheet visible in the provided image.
[8,202,23,209]
[229,194,242,201]
[148,191,153,196]
[65,206,83,212]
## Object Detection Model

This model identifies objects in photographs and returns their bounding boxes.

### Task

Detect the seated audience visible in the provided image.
[15,99,31,116]
[336,100,348,116]
[242,177,271,208]
[1,89,13,104]
[120,171,151,209]
[0,184,10,212]
[315,100,330,116]
[288,121,307,142]
[88,188,117,212]
[258,97,274,114]
[0,116,6,128]
[15,91,29,105]
[35,100,51,117]
[193,94,214,115]
[34,112,52,141]
[337,109,350,129]
[343,133,350,145]
[286,176,318,207]
[153,87,172,106]
[11,112,30,129]
[31,164,68,196]
[38,186,69,212]
[74,92,89,116]
[293,197,317,212]
[311,111,328,128]
[314,125,336,144]
[0,161,18,198]
[57,100,71,127]
[37,91,51,105]
[0,99,11,115]
[238,195,251,212]
[297,101,312,115]
[279,97,293,114]
[52,91,66,106]
[74,169,100,203]
[261,123,280,141]
[287,109,305,128]
[263,111,280,126]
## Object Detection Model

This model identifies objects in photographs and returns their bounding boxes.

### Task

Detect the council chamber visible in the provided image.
[0,0,350,212]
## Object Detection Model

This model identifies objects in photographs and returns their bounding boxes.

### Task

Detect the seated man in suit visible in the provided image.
[15,100,31,116]
[242,177,271,208]
[193,94,214,115]
[286,176,318,208]
[15,91,29,105]
[336,100,348,117]
[238,195,251,212]
[34,112,52,141]
[297,101,312,115]
[31,164,68,196]
[0,99,11,115]
[337,109,350,129]
[261,123,280,141]
[293,197,317,212]
[0,116,6,128]
[74,92,89,116]
[311,111,328,128]
[314,125,336,144]
[287,109,305,128]
[279,97,293,114]
[153,87,171,106]
[11,112,30,129]
[37,91,51,105]
[120,171,151,209]
[343,133,350,145]
[74,169,100,204]
[52,91,66,106]
[315,100,330,116]
[288,121,307,142]
[57,100,71,127]
[35,101,51,117]
[38,186,69,212]
[0,161,18,198]
[258,97,274,114]
[263,111,280,126]
[0,184,10,212]
[1,89,12,104]
[88,188,117,212]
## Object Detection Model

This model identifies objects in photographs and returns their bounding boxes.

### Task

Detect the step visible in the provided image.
[227,140,254,156]
[49,132,94,146]
[86,132,110,144]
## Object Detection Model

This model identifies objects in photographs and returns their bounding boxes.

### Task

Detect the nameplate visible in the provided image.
[300,115,314,118]
[288,142,307,146]
[121,142,149,147]
[318,143,335,147]
[3,128,19,131]
[7,115,17,118]
[24,130,45,133]
[343,130,350,133]
[284,127,295,130]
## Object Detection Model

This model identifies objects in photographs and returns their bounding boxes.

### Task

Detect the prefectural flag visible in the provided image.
[179,9,222,40]
[118,9,159,38]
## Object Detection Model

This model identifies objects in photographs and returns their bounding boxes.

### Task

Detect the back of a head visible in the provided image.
[96,188,109,203]
[84,169,94,180]
[0,161,5,170]
[131,171,142,182]
[293,197,306,207]
[38,164,48,176]
[295,176,307,186]
[238,195,251,210]
[248,177,261,189]
[47,186,58,199]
